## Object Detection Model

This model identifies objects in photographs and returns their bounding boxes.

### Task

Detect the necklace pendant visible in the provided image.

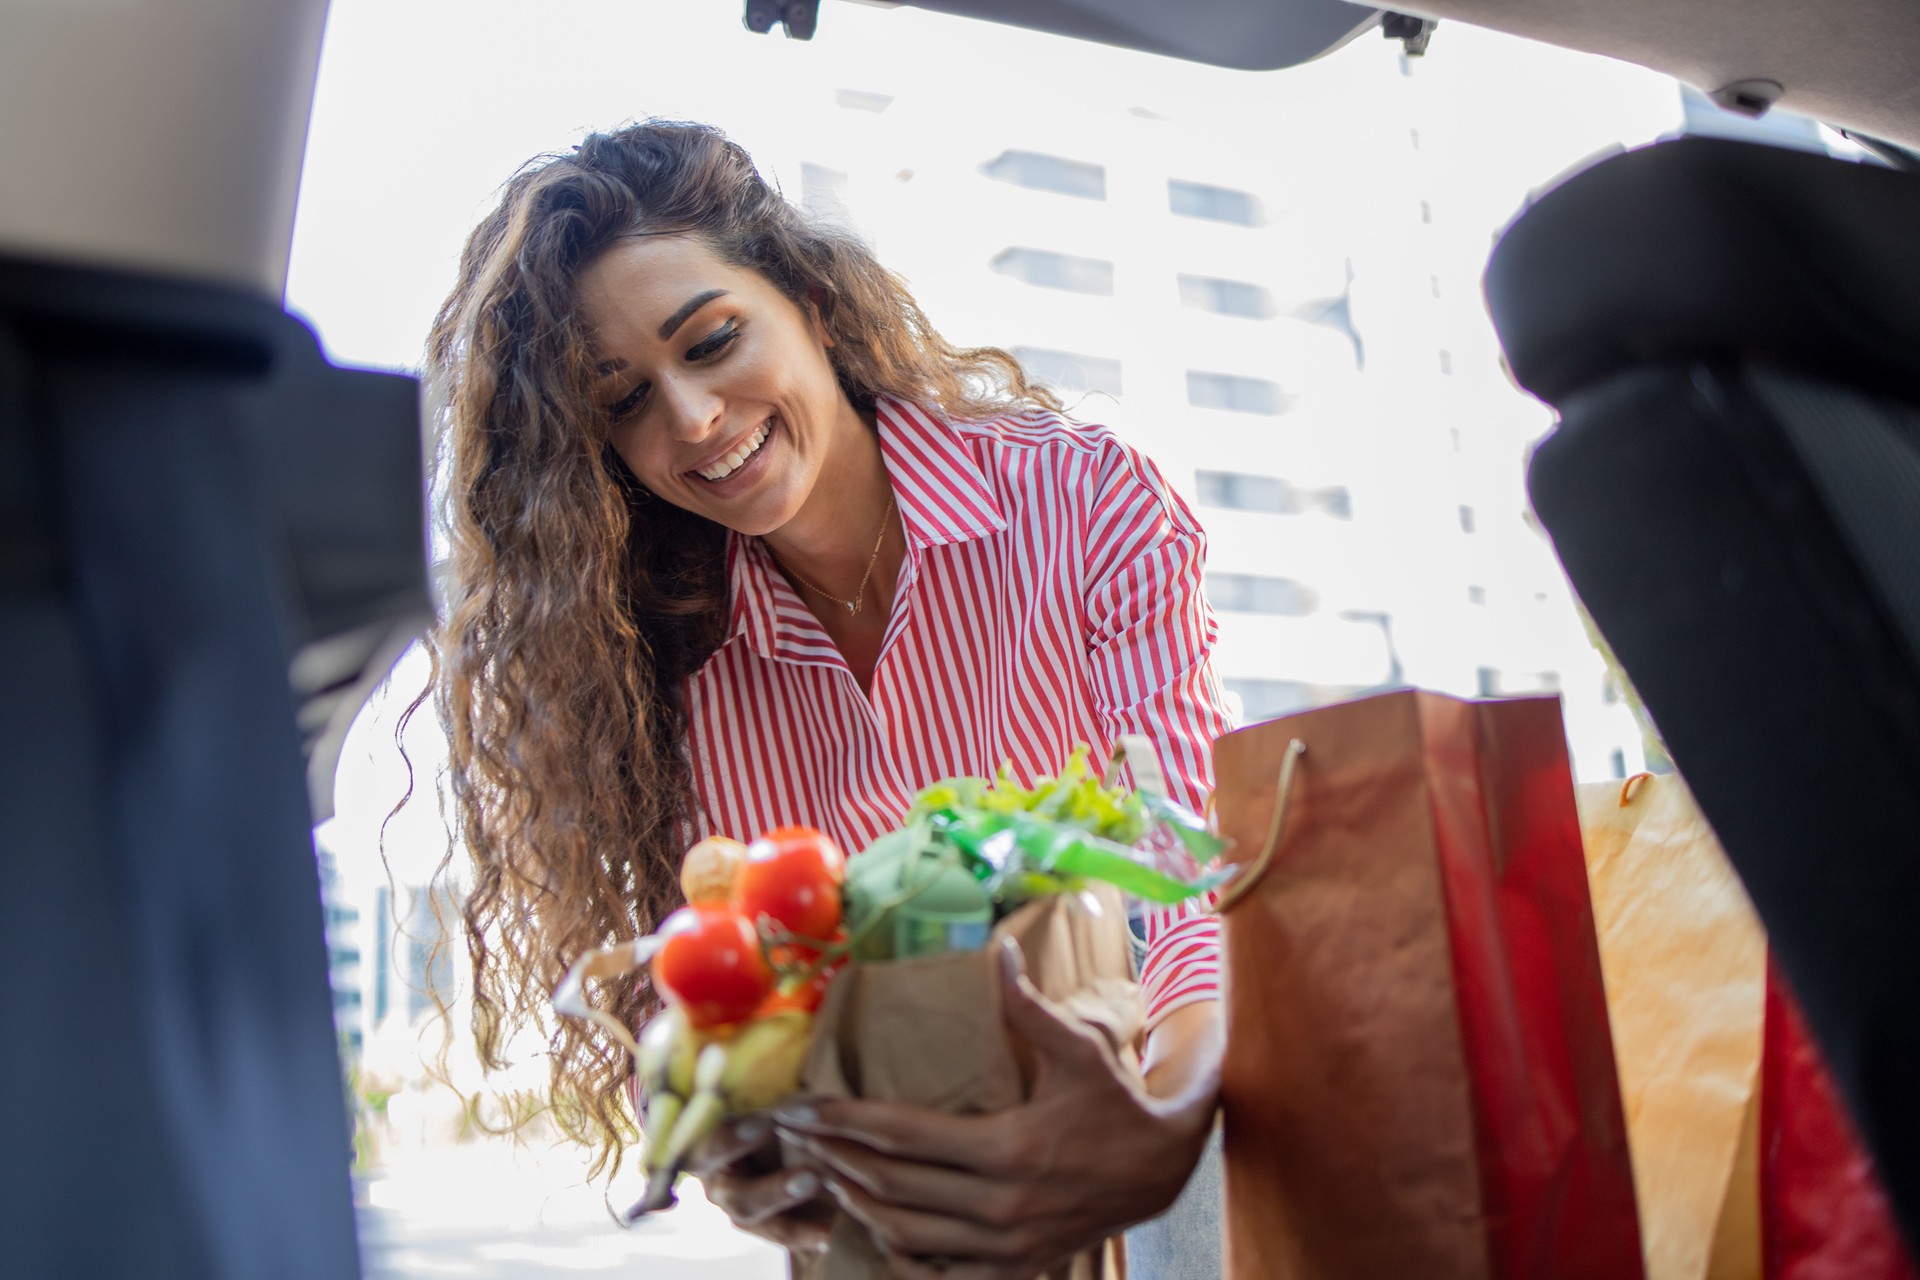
[845,601,860,616]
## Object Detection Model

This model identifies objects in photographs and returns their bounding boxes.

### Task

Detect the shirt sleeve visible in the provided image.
[1082,437,1239,1029]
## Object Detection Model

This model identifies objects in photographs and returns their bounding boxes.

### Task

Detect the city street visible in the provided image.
[357,1138,784,1279]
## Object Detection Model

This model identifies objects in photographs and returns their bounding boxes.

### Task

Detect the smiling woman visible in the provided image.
[424,120,1234,1278]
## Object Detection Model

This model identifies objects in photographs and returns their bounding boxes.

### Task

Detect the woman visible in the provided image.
[427,119,1232,1278]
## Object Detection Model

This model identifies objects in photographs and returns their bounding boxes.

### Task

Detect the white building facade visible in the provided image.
[747,29,1692,784]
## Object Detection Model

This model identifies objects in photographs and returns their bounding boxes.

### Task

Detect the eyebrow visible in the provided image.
[659,289,729,342]
[594,288,733,377]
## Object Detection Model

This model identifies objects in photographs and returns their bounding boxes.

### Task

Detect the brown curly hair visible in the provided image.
[421,119,1059,1173]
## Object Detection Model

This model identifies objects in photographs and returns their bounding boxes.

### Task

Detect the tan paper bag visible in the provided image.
[1215,692,1642,1280]
[1576,772,1767,1280]
[790,883,1141,1280]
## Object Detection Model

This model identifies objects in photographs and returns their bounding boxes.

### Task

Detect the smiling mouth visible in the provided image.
[694,418,773,482]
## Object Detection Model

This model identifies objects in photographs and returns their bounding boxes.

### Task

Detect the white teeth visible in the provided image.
[697,421,772,481]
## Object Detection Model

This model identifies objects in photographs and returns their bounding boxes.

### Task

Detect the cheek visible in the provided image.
[609,429,668,491]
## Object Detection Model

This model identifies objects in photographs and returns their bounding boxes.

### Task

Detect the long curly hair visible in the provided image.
[422,119,1059,1173]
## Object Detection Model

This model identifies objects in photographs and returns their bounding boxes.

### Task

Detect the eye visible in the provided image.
[686,321,740,362]
[607,380,650,422]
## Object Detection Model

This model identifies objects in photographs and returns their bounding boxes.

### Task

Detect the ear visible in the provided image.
[804,291,836,350]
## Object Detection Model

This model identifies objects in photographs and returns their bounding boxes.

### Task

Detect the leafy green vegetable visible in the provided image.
[843,745,1228,958]
[906,745,1157,846]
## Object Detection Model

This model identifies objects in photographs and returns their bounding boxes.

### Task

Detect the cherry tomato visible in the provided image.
[734,826,846,942]
[651,903,774,1030]
[756,955,848,1017]
[768,927,849,976]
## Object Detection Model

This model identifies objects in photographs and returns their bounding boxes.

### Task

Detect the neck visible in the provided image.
[762,403,902,610]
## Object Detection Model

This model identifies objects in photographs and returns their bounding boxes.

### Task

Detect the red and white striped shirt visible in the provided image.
[684,397,1236,1027]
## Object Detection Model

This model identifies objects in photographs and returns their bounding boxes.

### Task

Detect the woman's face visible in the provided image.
[575,233,855,538]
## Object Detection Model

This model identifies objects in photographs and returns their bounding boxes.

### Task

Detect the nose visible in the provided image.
[657,375,723,445]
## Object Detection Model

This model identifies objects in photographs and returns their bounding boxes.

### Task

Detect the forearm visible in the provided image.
[1140,998,1223,1106]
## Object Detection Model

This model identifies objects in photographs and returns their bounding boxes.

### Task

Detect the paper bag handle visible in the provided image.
[552,936,664,1061]
[1103,734,1169,798]
[1207,739,1307,915]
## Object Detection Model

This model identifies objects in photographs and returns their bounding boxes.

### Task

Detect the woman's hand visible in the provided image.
[769,939,1221,1280]
[687,1114,836,1256]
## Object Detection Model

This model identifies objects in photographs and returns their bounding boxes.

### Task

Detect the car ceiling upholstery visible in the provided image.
[1383,0,1918,147]
[889,0,1920,147]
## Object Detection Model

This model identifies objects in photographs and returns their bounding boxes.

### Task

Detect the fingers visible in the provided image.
[995,938,1117,1079]
[756,1211,833,1258]
[774,1098,1018,1177]
[823,1172,1034,1265]
[883,1258,1019,1280]
[787,1131,1030,1222]
[704,1165,826,1229]
[685,1113,777,1177]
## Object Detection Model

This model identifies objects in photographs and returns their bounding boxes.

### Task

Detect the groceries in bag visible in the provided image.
[552,742,1224,1230]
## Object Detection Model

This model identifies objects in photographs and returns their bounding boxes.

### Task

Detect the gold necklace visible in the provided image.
[770,493,896,617]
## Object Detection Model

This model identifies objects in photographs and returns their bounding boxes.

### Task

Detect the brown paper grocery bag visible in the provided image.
[789,884,1141,1280]
[1576,773,1768,1280]
[1214,691,1642,1280]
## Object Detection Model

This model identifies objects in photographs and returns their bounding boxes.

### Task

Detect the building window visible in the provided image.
[1458,504,1477,533]
[1200,471,1295,513]
[836,88,893,113]
[1207,572,1317,616]
[1196,470,1350,519]
[1011,347,1122,397]
[404,887,457,1026]
[1467,585,1486,605]
[1178,274,1275,319]
[1439,349,1453,374]
[989,247,1114,295]
[373,886,390,1024]
[1187,371,1290,415]
[1610,748,1628,779]
[1602,674,1623,705]
[801,162,851,224]
[982,150,1106,199]
[1168,179,1263,226]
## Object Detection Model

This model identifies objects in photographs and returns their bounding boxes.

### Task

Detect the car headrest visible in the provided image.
[1486,137,1920,405]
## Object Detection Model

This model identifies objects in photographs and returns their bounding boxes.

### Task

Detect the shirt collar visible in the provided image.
[722,396,1009,664]
[874,396,1008,550]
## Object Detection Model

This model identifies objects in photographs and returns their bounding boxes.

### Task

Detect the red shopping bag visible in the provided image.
[1214,690,1642,1279]
[1763,965,1918,1280]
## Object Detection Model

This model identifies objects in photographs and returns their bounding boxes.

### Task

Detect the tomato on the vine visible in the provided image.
[650,903,774,1030]
[756,954,847,1017]
[734,826,846,942]
[768,927,848,975]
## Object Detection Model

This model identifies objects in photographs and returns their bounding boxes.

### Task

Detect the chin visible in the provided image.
[707,489,803,540]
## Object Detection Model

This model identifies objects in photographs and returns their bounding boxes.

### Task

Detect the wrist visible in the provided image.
[1140,1000,1223,1132]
